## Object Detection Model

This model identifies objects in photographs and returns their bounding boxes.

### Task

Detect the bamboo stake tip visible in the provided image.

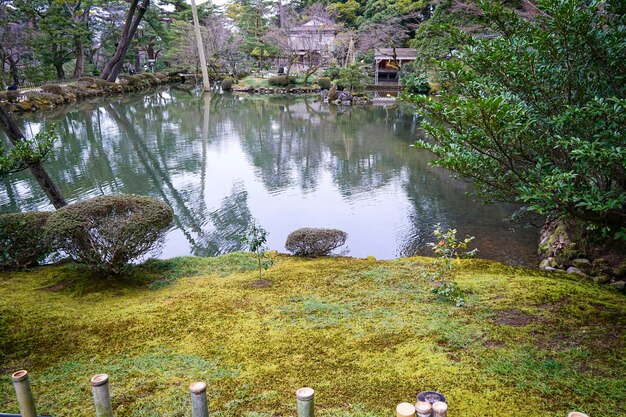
[295,387,314,401]
[396,402,416,417]
[432,401,447,412]
[90,373,109,387]
[11,369,28,382]
[415,401,432,413]
[190,381,207,394]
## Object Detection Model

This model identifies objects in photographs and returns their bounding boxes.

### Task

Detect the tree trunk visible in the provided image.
[0,106,67,209]
[100,0,150,82]
[8,57,19,85]
[54,63,66,80]
[134,47,141,74]
[73,37,85,79]
[304,64,320,86]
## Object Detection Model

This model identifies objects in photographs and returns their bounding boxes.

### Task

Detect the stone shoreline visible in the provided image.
[0,72,184,113]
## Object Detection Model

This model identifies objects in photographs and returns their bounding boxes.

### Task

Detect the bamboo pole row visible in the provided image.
[7,370,591,417]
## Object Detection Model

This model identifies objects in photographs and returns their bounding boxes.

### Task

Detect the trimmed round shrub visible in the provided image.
[78,76,95,83]
[285,228,348,257]
[222,78,234,91]
[41,84,67,96]
[0,211,52,269]
[45,195,173,275]
[316,77,331,89]
[268,75,295,87]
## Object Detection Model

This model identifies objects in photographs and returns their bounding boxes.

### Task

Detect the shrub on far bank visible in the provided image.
[316,77,332,89]
[285,227,348,257]
[0,211,52,269]
[45,195,173,275]
[222,78,234,91]
[41,84,67,96]
[268,75,295,87]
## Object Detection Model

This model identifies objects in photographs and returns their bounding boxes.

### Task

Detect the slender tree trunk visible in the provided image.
[134,47,141,73]
[100,0,150,82]
[73,37,85,79]
[191,0,210,91]
[0,106,67,208]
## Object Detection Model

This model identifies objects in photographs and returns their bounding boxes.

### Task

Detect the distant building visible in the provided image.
[374,48,418,85]
[288,17,338,66]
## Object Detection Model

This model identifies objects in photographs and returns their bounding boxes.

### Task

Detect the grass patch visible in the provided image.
[0,255,624,416]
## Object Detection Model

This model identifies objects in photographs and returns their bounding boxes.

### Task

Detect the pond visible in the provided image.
[0,87,539,265]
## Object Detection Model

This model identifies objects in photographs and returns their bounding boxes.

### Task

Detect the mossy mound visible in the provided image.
[0,255,623,416]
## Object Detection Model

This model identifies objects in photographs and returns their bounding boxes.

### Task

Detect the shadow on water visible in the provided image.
[0,87,538,265]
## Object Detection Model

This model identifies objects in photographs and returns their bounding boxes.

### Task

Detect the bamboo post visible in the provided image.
[90,374,114,417]
[567,413,589,417]
[415,401,432,417]
[396,402,416,417]
[11,370,37,417]
[295,387,314,417]
[190,381,209,417]
[190,0,210,91]
[432,401,447,417]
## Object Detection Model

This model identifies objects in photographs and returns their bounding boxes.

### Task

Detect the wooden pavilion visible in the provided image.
[374,48,418,85]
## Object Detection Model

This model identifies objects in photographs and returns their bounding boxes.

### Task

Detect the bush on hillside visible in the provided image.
[268,75,295,87]
[45,195,173,275]
[285,228,348,257]
[0,211,52,269]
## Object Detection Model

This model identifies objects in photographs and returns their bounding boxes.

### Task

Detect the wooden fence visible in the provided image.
[5,369,590,417]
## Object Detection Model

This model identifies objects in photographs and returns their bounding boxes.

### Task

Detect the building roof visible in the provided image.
[374,48,418,60]
[291,16,338,33]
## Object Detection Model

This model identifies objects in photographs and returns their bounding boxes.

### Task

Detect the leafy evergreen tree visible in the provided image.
[409,0,626,239]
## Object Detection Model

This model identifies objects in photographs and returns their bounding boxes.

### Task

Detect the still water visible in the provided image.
[0,87,539,265]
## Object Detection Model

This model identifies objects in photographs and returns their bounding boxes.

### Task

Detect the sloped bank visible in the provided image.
[0,72,184,113]
[0,254,623,417]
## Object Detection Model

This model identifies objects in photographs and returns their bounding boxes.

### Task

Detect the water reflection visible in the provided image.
[0,88,538,264]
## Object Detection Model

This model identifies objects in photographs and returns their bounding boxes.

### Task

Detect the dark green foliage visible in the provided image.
[222,78,234,91]
[409,0,626,240]
[285,227,348,257]
[316,77,332,89]
[45,195,173,275]
[322,66,342,80]
[337,64,367,92]
[0,211,52,269]
[268,75,295,87]
[400,62,430,94]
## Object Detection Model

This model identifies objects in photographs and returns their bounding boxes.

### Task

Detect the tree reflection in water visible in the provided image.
[0,88,538,264]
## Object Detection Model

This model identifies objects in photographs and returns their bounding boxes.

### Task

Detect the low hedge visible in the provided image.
[268,75,296,87]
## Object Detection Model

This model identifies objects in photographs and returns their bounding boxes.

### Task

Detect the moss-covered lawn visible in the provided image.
[1,254,624,417]
[234,76,310,89]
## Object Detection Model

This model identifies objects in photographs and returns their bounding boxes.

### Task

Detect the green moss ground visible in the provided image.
[0,254,624,416]
[235,76,310,90]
